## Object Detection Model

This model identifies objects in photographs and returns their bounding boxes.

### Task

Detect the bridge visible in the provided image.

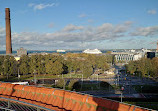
[0,82,153,111]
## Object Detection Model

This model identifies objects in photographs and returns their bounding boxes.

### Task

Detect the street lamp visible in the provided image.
[121,86,124,102]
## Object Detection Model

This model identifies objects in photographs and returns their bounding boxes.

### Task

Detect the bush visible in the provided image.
[55,79,67,89]
[68,79,78,90]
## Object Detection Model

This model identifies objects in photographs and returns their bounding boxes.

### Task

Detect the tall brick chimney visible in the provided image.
[5,8,12,54]
[157,40,158,52]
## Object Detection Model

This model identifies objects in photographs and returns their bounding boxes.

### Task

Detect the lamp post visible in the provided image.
[121,86,124,102]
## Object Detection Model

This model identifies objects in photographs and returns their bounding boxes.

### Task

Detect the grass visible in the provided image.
[25,73,88,80]
[0,75,32,82]
[26,74,58,80]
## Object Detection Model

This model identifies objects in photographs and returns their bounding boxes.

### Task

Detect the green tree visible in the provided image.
[82,60,93,77]
[68,79,78,90]
[29,55,38,74]
[45,60,63,75]
[55,79,66,89]
[37,55,46,74]
[87,55,96,73]
[3,56,17,79]
[9,56,18,76]
[66,57,73,73]
[19,55,30,75]
[72,59,80,74]
[3,56,10,78]
[0,56,4,75]
[151,57,158,78]
[45,60,54,74]
[51,61,63,75]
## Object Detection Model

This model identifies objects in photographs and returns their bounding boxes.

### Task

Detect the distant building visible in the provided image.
[147,52,155,59]
[83,49,102,54]
[17,47,27,56]
[112,52,143,62]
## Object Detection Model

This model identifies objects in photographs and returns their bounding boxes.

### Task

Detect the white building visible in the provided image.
[83,49,102,54]
[113,52,143,62]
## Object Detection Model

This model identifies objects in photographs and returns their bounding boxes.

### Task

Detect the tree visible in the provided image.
[45,60,63,75]
[29,55,38,74]
[45,60,54,74]
[72,59,80,74]
[0,56,4,75]
[68,79,78,90]
[137,58,148,77]
[151,57,158,78]
[3,56,10,78]
[66,57,73,73]
[37,55,46,74]
[82,60,93,77]
[3,55,17,79]
[87,55,96,73]
[126,61,137,74]
[9,56,18,76]
[19,55,30,75]
[55,79,67,89]
[51,61,63,75]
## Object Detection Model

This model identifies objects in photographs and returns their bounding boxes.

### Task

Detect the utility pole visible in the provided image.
[121,86,124,102]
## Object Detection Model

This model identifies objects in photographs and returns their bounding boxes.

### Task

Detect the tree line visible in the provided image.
[0,53,111,78]
[125,57,158,78]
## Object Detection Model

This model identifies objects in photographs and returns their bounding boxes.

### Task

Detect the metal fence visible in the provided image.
[0,97,53,111]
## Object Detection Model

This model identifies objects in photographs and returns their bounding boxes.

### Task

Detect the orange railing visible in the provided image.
[0,82,153,111]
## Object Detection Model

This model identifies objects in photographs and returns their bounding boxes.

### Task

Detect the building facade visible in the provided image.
[17,47,27,56]
[113,52,143,62]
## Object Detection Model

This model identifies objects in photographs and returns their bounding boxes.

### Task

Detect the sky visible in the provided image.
[0,0,158,50]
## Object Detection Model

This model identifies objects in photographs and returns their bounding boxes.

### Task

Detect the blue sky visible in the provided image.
[0,0,158,50]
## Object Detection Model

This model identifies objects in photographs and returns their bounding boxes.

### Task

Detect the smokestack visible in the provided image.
[157,40,158,52]
[5,8,12,54]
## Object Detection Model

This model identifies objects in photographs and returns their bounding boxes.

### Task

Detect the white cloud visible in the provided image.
[28,3,56,10]
[0,27,6,50]
[130,26,158,36]
[147,9,157,15]
[5,21,158,50]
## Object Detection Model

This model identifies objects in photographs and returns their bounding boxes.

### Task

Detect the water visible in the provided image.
[0,50,107,54]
